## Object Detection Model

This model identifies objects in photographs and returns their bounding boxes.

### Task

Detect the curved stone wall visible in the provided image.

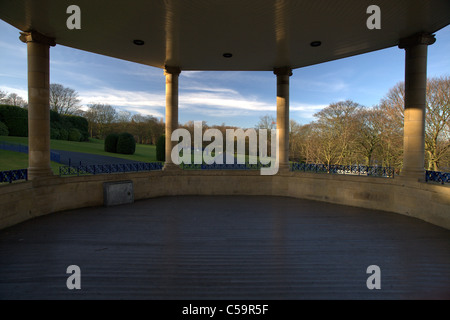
[1,171,449,230]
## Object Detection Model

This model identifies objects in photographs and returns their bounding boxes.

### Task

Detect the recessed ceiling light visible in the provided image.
[310,41,322,47]
[133,39,145,46]
[223,53,233,58]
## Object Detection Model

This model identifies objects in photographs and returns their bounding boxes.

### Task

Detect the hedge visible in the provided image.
[68,128,82,141]
[0,105,28,137]
[156,134,165,161]
[0,121,9,136]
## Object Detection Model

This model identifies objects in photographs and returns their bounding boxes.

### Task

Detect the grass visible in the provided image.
[0,149,63,174]
[0,136,158,163]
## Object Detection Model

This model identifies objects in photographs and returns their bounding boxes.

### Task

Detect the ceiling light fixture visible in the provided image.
[310,41,322,47]
[133,39,145,46]
[223,53,233,58]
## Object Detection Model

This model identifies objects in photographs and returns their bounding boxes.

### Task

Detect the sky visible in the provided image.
[1,19,450,128]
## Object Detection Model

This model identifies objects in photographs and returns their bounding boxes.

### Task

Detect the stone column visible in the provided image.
[163,66,181,170]
[20,31,56,179]
[274,67,292,173]
[398,33,435,181]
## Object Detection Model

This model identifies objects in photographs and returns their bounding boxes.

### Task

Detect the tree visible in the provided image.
[312,100,362,165]
[0,90,7,103]
[425,76,450,171]
[85,103,117,138]
[49,83,81,115]
[379,77,450,171]
[289,119,304,162]
[354,108,383,165]
[256,114,276,130]
[3,93,27,107]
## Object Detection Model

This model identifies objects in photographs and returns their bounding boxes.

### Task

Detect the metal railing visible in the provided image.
[59,162,163,176]
[425,170,450,184]
[290,163,396,178]
[180,163,271,170]
[0,169,28,183]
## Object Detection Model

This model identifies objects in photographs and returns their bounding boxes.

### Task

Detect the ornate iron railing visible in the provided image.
[425,170,450,184]
[59,162,163,176]
[0,169,28,183]
[290,163,396,178]
[180,162,271,170]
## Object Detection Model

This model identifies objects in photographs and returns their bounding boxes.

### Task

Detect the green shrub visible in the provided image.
[62,114,89,141]
[68,128,82,141]
[116,132,136,155]
[50,110,61,123]
[59,128,69,140]
[104,133,119,153]
[50,127,60,139]
[0,121,9,136]
[0,105,28,137]
[156,134,165,161]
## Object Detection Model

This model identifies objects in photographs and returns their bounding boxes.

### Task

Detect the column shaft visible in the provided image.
[164,66,181,170]
[20,31,55,179]
[399,33,435,181]
[274,67,292,173]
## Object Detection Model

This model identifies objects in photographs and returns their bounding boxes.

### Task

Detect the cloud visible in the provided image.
[0,86,28,99]
[78,88,165,118]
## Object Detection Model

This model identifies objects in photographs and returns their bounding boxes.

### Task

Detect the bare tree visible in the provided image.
[379,77,450,171]
[0,89,7,103]
[425,76,450,171]
[256,114,276,130]
[3,93,27,107]
[85,103,117,138]
[50,83,81,115]
[312,100,362,165]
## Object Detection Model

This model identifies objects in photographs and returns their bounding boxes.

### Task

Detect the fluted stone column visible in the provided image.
[163,66,181,170]
[274,67,292,173]
[398,33,435,181]
[20,31,55,179]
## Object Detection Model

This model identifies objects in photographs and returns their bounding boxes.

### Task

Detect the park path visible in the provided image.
[53,149,145,166]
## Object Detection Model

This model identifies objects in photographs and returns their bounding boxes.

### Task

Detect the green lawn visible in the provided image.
[0,149,63,174]
[0,136,158,163]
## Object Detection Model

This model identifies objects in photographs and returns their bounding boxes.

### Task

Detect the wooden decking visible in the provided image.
[0,195,449,299]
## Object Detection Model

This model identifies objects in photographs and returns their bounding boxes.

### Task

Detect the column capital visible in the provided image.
[398,32,436,49]
[19,30,56,46]
[273,66,292,77]
[164,65,181,76]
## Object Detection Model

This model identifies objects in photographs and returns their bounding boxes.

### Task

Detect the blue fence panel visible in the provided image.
[425,170,450,184]
[59,162,164,176]
[290,163,395,178]
[0,169,28,183]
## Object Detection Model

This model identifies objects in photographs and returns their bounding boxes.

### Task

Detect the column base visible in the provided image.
[27,166,54,180]
[163,163,181,171]
[400,168,426,183]
[277,163,291,175]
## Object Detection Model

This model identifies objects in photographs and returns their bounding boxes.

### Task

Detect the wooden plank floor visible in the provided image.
[1,195,449,300]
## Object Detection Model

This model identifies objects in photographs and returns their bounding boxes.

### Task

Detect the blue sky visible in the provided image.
[1,19,449,128]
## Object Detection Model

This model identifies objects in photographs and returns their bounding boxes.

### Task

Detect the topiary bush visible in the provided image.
[68,128,82,141]
[156,134,165,161]
[104,133,119,153]
[0,121,9,136]
[116,132,136,155]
